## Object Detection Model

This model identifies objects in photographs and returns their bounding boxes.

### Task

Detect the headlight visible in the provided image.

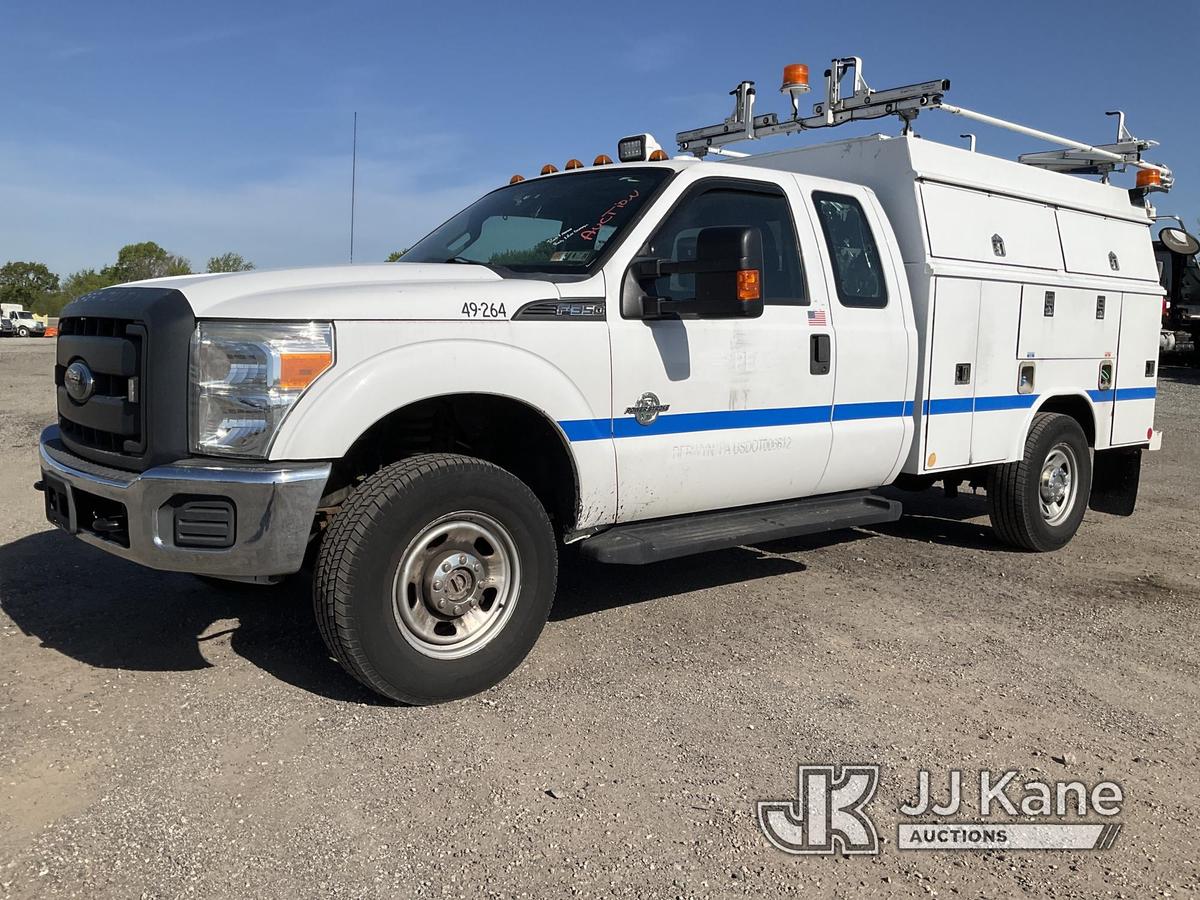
[190,321,334,458]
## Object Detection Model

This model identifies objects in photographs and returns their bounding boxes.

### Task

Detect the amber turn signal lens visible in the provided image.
[565,158,584,170]
[593,154,613,166]
[540,163,558,175]
[1136,168,1162,188]
[279,352,333,390]
[648,149,669,161]
[736,269,761,302]
[509,174,525,184]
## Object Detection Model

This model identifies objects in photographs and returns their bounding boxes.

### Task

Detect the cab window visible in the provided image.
[642,184,807,306]
[813,191,888,308]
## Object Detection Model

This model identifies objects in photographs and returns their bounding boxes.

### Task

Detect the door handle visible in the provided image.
[810,334,831,375]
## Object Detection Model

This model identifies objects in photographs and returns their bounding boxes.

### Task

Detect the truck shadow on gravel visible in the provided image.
[0,492,1004,700]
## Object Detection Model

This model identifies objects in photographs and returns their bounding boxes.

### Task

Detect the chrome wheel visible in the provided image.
[391,511,520,660]
[1038,444,1078,526]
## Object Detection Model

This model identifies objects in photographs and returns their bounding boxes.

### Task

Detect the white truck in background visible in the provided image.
[37,56,1173,704]
[1,303,47,337]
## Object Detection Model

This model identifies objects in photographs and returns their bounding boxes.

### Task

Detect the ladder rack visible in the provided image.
[674,56,1170,188]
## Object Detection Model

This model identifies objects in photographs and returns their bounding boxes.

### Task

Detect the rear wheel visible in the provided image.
[314,453,557,704]
[987,413,1091,552]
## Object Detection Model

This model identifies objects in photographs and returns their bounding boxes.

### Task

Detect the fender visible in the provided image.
[1007,389,1100,461]
[269,332,618,528]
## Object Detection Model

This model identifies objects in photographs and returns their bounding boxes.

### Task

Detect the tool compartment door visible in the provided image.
[921,182,1062,270]
[970,281,1023,464]
[1110,291,1160,445]
[1017,285,1120,359]
[923,278,979,470]
[1057,208,1158,282]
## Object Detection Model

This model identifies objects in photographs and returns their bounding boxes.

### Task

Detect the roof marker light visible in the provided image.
[565,158,584,170]
[509,174,525,184]
[593,154,613,166]
[648,149,669,161]
[540,163,558,175]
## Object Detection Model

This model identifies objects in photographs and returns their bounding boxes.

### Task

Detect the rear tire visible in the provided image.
[314,453,557,704]
[987,413,1091,552]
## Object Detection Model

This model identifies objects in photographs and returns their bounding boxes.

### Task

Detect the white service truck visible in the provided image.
[1,303,47,337]
[37,57,1172,703]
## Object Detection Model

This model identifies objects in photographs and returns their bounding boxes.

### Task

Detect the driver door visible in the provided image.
[605,175,836,523]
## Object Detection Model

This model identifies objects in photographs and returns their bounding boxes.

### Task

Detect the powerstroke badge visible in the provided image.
[625,392,670,426]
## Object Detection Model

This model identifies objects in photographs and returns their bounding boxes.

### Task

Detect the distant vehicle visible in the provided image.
[0,316,13,337]
[1155,226,1200,357]
[0,305,47,337]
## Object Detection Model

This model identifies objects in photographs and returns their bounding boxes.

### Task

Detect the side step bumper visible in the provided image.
[579,491,902,565]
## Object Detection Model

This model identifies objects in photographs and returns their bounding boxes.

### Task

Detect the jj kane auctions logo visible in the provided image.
[758,765,1124,854]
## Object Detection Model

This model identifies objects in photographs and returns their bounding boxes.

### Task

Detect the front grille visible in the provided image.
[54,286,194,472]
[56,315,145,460]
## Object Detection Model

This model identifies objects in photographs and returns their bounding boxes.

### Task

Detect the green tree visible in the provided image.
[102,241,191,283]
[386,249,408,262]
[207,252,255,273]
[0,261,60,309]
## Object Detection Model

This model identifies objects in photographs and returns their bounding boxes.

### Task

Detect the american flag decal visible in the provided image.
[808,309,828,327]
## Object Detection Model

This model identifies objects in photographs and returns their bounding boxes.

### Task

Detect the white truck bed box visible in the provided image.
[742,135,1162,473]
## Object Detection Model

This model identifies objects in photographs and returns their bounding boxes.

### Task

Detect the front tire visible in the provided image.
[987,413,1091,552]
[17,326,29,337]
[314,453,557,704]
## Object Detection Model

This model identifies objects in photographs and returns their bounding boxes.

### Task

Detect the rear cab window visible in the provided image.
[813,191,888,308]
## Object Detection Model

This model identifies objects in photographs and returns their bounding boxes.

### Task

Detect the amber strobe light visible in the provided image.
[1136,168,1163,189]
[540,163,558,175]
[736,269,761,302]
[780,63,811,94]
[648,149,669,161]
[593,154,613,166]
[509,174,525,184]
[565,158,584,170]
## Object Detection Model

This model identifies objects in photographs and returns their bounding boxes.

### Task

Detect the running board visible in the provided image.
[579,491,902,565]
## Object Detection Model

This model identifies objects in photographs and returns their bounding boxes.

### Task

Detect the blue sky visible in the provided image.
[3,0,1197,277]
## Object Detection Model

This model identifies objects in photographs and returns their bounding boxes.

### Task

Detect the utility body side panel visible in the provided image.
[743,135,1162,475]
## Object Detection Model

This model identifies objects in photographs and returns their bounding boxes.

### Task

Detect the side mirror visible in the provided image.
[630,225,765,320]
[1159,226,1200,257]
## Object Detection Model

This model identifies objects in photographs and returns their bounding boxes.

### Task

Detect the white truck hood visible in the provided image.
[128,263,562,320]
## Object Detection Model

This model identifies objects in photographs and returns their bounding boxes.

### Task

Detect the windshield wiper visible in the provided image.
[444,256,481,264]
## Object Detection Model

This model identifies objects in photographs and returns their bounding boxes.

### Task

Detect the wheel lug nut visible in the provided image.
[473,564,481,572]
[458,554,467,565]
[437,600,448,611]
[454,604,463,615]
[441,562,451,573]
[433,580,442,590]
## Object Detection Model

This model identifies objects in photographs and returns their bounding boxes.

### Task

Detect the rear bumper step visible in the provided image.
[579,491,902,565]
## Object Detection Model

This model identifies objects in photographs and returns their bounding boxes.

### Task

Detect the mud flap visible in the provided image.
[1089,447,1141,517]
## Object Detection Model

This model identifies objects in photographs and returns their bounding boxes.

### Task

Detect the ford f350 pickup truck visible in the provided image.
[37,57,1172,703]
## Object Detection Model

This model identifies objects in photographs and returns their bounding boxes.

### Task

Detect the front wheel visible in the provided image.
[987,413,1091,552]
[17,326,29,337]
[314,453,557,704]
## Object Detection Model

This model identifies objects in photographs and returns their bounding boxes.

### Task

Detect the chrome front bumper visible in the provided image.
[37,427,330,579]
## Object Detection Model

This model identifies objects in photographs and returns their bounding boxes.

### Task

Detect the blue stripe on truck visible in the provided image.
[558,389,1153,441]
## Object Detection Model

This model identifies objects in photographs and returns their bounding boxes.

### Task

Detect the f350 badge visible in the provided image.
[625,392,670,426]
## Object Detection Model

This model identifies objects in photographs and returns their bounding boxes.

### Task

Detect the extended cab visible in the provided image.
[37,60,1172,703]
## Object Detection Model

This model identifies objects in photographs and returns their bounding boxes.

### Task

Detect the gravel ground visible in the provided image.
[1,337,1197,898]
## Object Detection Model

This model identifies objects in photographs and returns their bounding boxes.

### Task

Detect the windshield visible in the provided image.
[14,311,32,319]
[403,167,673,274]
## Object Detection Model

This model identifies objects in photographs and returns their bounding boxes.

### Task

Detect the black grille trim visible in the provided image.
[55,287,194,472]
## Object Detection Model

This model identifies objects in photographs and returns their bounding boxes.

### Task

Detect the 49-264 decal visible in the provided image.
[461,301,507,319]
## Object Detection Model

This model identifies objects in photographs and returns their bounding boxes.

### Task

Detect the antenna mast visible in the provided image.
[349,111,358,263]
